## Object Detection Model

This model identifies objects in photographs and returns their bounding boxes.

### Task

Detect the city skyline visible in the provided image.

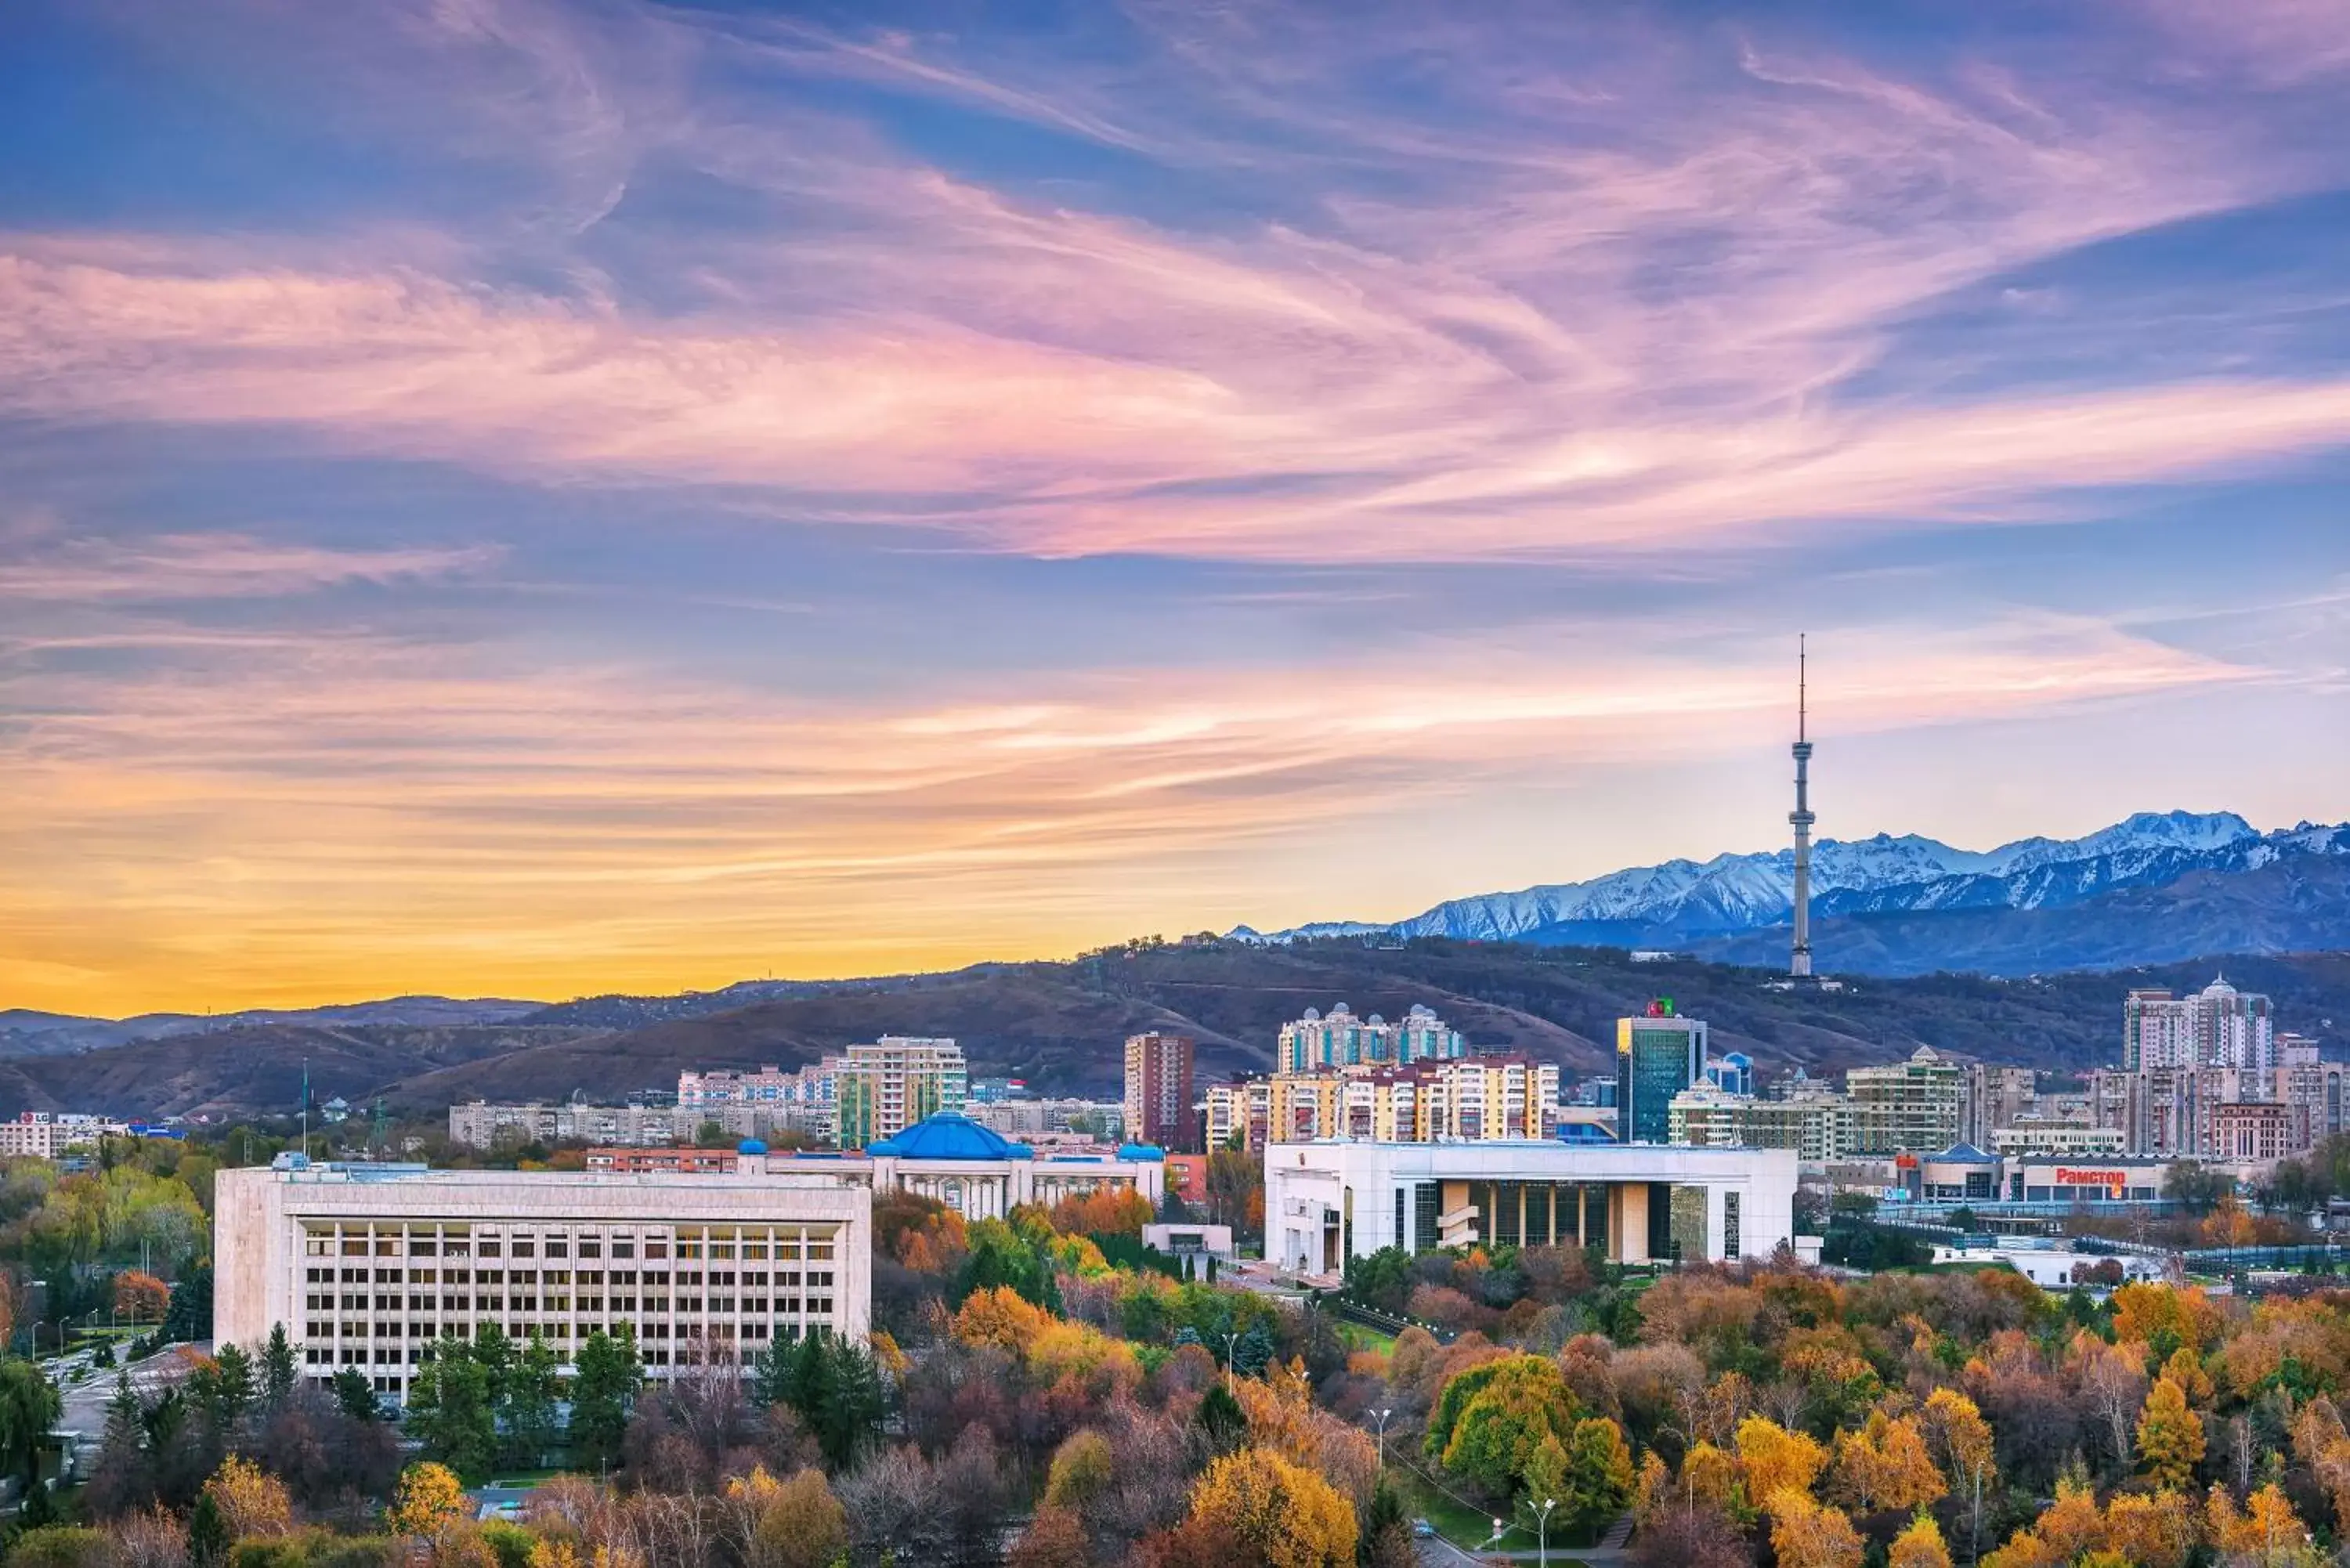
[6,2,2350,1014]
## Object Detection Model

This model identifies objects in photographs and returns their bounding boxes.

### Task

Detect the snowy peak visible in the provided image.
[1237,811,2337,946]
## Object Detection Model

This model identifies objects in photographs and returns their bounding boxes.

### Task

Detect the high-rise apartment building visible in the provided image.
[1842,1047,1963,1155]
[1961,1064,2038,1147]
[1617,1004,1706,1145]
[2124,979,2275,1071]
[1278,1003,1464,1072]
[1208,1056,1557,1151]
[1123,1032,1197,1151]
[1205,1078,1271,1152]
[1669,1086,1848,1161]
[833,1038,967,1150]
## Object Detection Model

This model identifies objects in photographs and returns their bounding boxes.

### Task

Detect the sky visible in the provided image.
[4,1,2350,1016]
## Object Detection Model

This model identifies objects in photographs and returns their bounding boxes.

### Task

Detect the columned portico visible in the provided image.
[1265,1140,1797,1274]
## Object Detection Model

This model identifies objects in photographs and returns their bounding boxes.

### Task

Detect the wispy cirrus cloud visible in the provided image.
[9,3,2350,562]
[0,529,496,601]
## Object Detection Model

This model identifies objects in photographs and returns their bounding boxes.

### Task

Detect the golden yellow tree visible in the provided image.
[1188,1447,1358,1568]
[1830,1412,1944,1515]
[1981,1477,2102,1568]
[2101,1489,2196,1568]
[1921,1387,1995,1493]
[529,1542,583,1568]
[1889,1512,1953,1568]
[389,1461,470,1537]
[1736,1414,1828,1506]
[1678,1440,1740,1513]
[952,1286,1052,1353]
[2207,1482,2316,1566]
[2162,1346,2214,1406]
[202,1454,291,1539]
[1765,1488,1864,1568]
[2137,1376,2206,1490]
[2112,1282,2222,1352]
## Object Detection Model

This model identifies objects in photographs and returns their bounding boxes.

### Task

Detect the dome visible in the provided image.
[736,1138,768,1156]
[1115,1142,1166,1162]
[1301,1006,1321,1021]
[866,1112,1031,1161]
[2204,974,2236,998]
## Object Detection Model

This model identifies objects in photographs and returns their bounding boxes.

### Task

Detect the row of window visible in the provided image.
[301,1271,830,1306]
[303,1237,837,1261]
[302,1290,831,1324]
[298,1310,834,1345]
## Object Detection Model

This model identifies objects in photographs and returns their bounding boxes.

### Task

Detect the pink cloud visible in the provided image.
[9,4,2350,567]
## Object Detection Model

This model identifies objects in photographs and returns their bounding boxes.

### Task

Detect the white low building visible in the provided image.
[764,1112,1165,1220]
[215,1158,872,1404]
[1264,1140,1799,1274]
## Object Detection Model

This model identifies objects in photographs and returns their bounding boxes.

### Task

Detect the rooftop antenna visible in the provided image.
[1789,635,1815,981]
[300,1057,309,1162]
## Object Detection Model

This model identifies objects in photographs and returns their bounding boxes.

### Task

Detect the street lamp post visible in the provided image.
[1370,1407,1393,1468]
[1222,1331,1240,1389]
[1537,1498,1556,1568]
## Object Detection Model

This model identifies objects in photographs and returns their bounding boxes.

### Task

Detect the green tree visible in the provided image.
[331,1366,381,1422]
[753,1329,887,1469]
[1427,1355,1580,1498]
[259,1324,300,1411]
[503,1333,562,1469]
[188,1490,231,1568]
[569,1325,642,1472]
[1562,1417,1636,1535]
[190,1342,255,1448]
[0,1357,63,1501]
[405,1335,499,1482]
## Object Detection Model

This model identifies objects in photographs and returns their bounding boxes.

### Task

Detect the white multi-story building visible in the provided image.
[1278,1003,1464,1072]
[448,1099,819,1150]
[1265,1138,1797,1273]
[678,1063,838,1136]
[0,1111,135,1158]
[214,1159,872,1404]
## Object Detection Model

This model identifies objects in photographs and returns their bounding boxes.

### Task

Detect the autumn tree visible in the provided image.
[2136,1376,2206,1490]
[1736,1414,1828,1508]
[722,1464,848,1568]
[200,1454,290,1539]
[1186,1447,1358,1567]
[1765,1487,1864,1568]
[2207,1482,2323,1568]
[1829,1411,1945,1515]
[114,1271,170,1325]
[1889,1511,1953,1568]
[2101,1489,2196,1568]
[389,1461,469,1537]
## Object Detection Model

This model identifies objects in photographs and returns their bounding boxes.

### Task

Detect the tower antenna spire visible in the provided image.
[1788,635,1815,981]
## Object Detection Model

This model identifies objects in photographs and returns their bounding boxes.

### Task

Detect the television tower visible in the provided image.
[1788,636,1814,979]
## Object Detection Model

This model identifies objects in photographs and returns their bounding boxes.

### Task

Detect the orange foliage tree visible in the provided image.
[1050,1187,1153,1238]
[114,1270,169,1325]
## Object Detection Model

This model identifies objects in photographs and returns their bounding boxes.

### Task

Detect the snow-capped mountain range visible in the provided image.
[1233,811,2350,958]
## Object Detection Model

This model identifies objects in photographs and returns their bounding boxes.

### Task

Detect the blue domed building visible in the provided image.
[761,1110,1164,1220]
